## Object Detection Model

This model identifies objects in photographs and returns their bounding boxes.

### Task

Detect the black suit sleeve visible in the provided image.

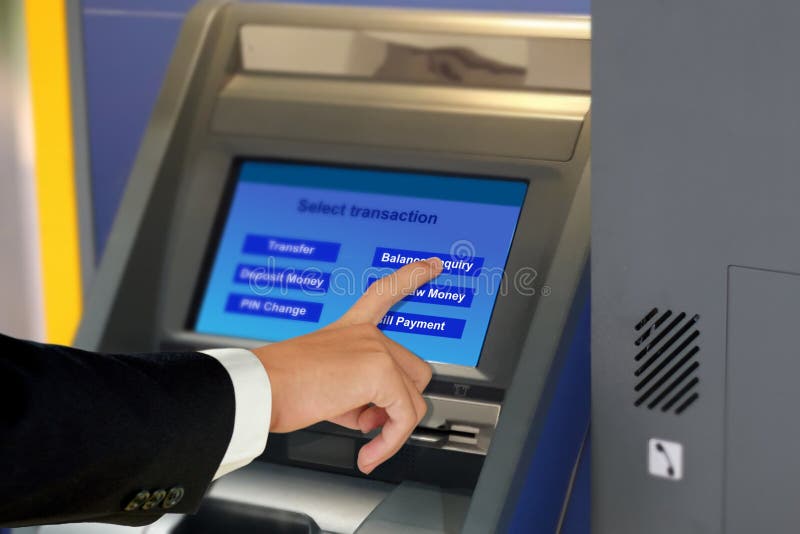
[0,333,236,527]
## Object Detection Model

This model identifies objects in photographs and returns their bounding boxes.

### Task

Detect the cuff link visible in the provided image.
[141,489,167,511]
[162,486,185,509]
[124,490,150,512]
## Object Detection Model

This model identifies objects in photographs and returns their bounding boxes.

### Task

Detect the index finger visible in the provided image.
[339,257,443,325]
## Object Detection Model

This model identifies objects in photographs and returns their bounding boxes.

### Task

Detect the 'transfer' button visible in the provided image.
[243,234,341,262]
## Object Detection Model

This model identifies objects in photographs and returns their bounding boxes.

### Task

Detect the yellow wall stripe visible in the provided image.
[24,0,82,345]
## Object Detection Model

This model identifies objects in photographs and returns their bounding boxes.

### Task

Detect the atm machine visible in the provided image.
[61,2,590,533]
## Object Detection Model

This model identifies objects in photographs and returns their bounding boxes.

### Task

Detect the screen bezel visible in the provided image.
[158,136,569,393]
[186,157,529,370]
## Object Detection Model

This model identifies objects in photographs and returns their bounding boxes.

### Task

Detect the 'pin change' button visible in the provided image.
[236,264,331,293]
[378,311,466,339]
[226,293,323,322]
[372,247,484,277]
[243,235,341,262]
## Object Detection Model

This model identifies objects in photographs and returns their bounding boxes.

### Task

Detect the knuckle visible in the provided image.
[415,396,428,422]
[364,340,390,360]
[355,323,381,339]
[371,351,397,377]
[397,406,416,428]
[418,398,428,418]
[420,362,433,384]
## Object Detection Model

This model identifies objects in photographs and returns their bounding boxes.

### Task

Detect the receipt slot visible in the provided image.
[74,3,590,533]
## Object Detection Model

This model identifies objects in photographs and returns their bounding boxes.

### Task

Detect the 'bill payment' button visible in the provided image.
[243,235,340,262]
[372,247,484,277]
[366,278,474,307]
[378,311,466,339]
[226,293,323,322]
[236,264,330,293]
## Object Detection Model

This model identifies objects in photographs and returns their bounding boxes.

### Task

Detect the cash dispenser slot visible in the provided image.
[410,395,500,454]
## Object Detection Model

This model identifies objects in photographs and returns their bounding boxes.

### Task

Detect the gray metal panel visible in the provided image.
[593,1,800,533]
[214,76,588,162]
[725,267,800,534]
[207,462,393,534]
[66,0,96,299]
[355,483,469,534]
[464,152,590,533]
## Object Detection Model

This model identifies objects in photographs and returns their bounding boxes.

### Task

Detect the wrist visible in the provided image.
[252,345,284,432]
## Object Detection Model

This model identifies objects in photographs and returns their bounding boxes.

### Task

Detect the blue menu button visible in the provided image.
[378,311,466,339]
[372,247,484,277]
[225,293,323,322]
[243,235,341,262]
[236,264,331,293]
[367,278,474,307]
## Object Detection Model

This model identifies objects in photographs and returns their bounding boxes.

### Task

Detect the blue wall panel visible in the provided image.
[507,280,590,534]
[81,11,184,257]
[561,434,591,534]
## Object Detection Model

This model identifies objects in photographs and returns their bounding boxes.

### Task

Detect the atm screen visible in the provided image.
[193,160,527,367]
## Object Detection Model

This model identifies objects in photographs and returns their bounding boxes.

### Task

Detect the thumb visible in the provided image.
[338,258,443,326]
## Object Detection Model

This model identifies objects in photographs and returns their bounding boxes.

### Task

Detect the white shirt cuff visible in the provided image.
[200,348,271,480]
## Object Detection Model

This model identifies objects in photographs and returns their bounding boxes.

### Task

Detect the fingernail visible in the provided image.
[357,457,375,474]
[358,462,371,474]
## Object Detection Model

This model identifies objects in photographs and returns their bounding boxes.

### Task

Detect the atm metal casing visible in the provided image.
[76,3,590,532]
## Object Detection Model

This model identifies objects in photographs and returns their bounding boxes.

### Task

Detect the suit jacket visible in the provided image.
[0,334,235,527]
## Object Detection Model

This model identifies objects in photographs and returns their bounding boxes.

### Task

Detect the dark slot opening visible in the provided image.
[635,327,653,346]
[662,376,700,412]
[675,393,699,414]
[635,351,699,406]
[635,312,686,361]
[653,309,673,329]
[635,308,659,331]
[636,329,699,377]
[648,366,700,410]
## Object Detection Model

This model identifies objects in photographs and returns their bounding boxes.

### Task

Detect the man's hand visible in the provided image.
[251,257,443,474]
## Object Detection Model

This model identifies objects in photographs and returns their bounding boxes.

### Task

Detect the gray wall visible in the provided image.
[594,1,800,533]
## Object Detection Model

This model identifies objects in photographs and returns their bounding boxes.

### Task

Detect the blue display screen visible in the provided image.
[194,160,527,367]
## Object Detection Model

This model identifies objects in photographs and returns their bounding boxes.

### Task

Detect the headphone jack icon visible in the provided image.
[648,438,683,481]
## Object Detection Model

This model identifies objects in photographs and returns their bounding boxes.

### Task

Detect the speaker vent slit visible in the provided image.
[661,376,699,412]
[634,312,686,361]
[675,393,699,414]
[653,310,673,329]
[635,328,652,346]
[635,308,659,331]
[635,335,699,391]
[633,308,701,415]
[635,309,677,347]
[635,329,699,377]
[634,350,697,405]
[647,362,700,409]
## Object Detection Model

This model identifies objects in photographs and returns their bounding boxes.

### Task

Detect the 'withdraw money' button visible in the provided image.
[378,311,465,339]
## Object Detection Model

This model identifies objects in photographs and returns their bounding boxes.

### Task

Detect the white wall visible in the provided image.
[0,1,45,341]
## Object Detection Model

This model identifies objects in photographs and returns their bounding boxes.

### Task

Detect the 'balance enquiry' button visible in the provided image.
[378,312,466,339]
[226,294,323,322]
[372,248,484,277]
[243,235,341,262]
[366,278,474,307]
